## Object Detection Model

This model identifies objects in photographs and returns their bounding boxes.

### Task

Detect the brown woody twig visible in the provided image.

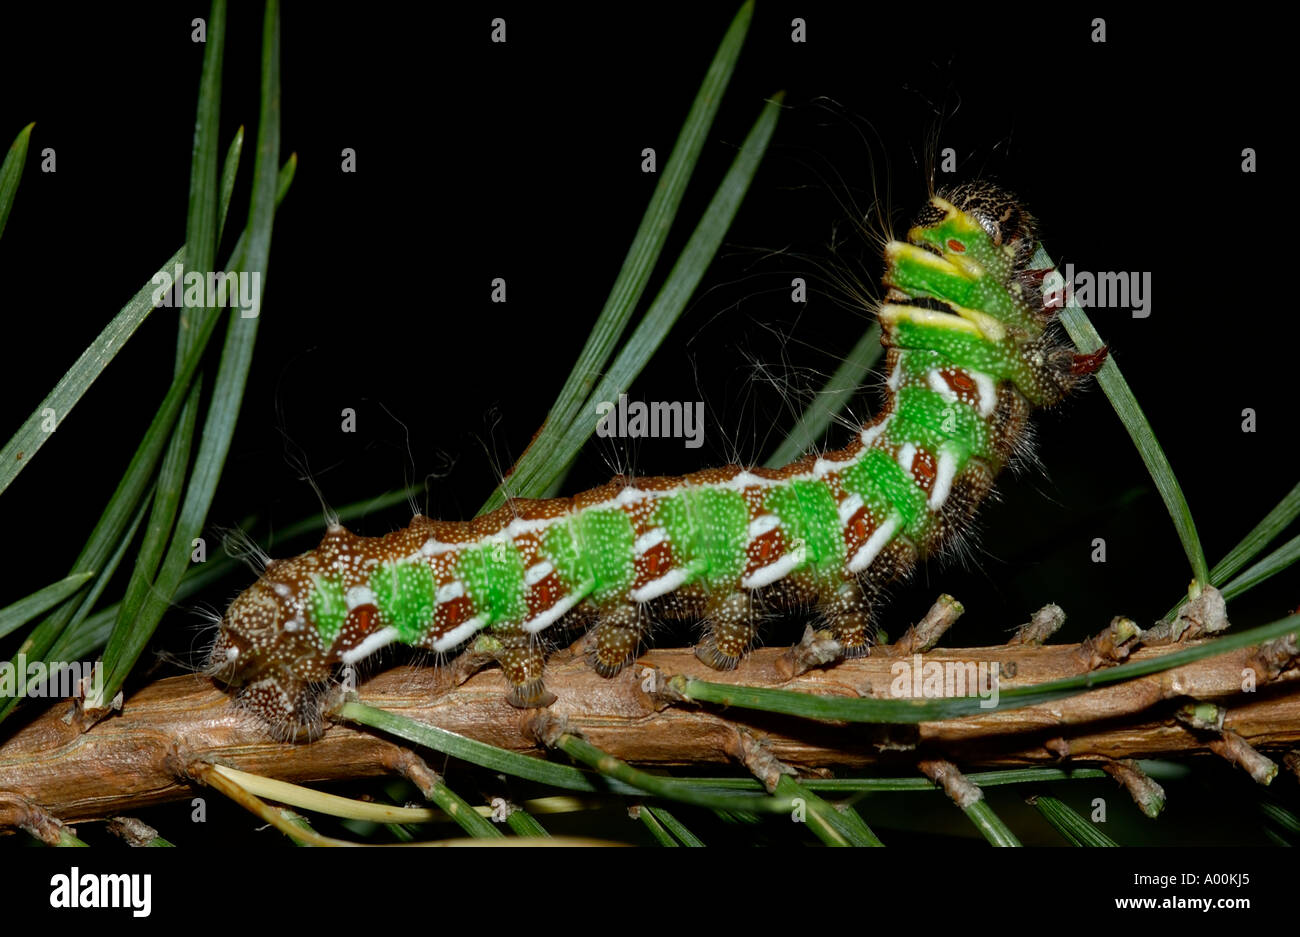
[1,637,1298,825]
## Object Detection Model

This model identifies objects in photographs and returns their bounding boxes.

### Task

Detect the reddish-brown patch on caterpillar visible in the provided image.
[911,448,939,493]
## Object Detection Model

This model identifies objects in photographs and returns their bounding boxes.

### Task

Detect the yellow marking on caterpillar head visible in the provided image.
[878,304,983,336]
[907,196,984,243]
[914,196,957,223]
[944,301,1006,342]
[885,240,973,279]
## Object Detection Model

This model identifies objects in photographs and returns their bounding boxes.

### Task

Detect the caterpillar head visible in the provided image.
[904,181,1038,288]
[207,569,334,741]
[934,181,1037,249]
[881,181,1102,407]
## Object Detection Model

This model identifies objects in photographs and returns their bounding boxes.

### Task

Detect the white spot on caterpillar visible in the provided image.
[848,515,899,573]
[420,538,462,557]
[927,370,958,403]
[504,517,554,539]
[617,486,645,505]
[887,360,903,391]
[432,616,488,651]
[929,449,958,510]
[747,514,780,539]
[971,372,996,417]
[525,561,553,585]
[345,585,375,610]
[813,456,851,477]
[632,568,690,602]
[897,442,916,474]
[742,542,808,589]
[272,582,292,598]
[837,492,864,525]
[860,415,891,447]
[436,581,464,603]
[225,646,239,662]
[522,591,587,634]
[341,626,400,664]
[634,527,666,555]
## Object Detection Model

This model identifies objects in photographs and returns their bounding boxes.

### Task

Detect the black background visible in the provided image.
[0,2,1292,850]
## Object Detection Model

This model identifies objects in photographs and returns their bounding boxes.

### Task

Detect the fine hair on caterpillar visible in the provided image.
[209,180,1107,741]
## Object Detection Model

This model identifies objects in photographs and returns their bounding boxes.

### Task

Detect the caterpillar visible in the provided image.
[208,181,1106,740]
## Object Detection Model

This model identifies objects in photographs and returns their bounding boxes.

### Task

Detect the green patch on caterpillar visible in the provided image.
[208,182,1106,740]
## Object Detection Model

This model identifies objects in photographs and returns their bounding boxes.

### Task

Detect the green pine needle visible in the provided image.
[0,122,34,241]
[479,1,772,512]
[94,2,286,709]
[0,573,95,642]
[47,499,151,663]
[1219,532,1300,602]
[645,806,705,846]
[1211,480,1300,586]
[773,775,879,846]
[535,90,783,502]
[180,0,227,366]
[504,807,550,838]
[420,780,502,839]
[1029,794,1118,846]
[673,611,1300,723]
[1170,480,1300,617]
[963,798,1022,847]
[337,700,639,793]
[0,244,183,497]
[675,767,1108,792]
[1033,245,1209,588]
[1260,800,1300,838]
[638,807,680,846]
[549,732,799,815]
[765,323,883,467]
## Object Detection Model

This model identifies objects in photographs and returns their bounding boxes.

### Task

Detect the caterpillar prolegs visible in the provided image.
[208,182,1106,739]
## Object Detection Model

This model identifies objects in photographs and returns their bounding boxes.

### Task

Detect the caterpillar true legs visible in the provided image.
[209,181,1105,740]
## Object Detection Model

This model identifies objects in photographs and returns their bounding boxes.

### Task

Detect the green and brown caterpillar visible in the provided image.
[208,182,1105,739]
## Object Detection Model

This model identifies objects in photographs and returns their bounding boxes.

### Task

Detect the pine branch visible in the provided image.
[1,630,1297,826]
